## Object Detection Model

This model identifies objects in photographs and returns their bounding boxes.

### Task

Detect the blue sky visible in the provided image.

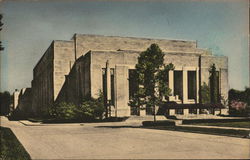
[0,0,249,92]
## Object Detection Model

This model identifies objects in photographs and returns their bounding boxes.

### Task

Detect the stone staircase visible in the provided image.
[125,115,167,122]
[175,114,225,120]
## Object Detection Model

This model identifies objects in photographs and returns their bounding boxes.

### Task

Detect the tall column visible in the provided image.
[182,68,188,103]
[106,60,111,101]
[169,70,174,96]
[196,67,199,103]
[115,65,130,117]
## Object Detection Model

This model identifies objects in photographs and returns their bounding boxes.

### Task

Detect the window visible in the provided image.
[129,69,139,99]
[102,68,115,106]
[110,68,115,105]
[102,68,107,105]
[174,71,183,100]
[188,71,196,99]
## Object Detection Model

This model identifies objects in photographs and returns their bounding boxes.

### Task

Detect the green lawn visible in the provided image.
[193,121,250,129]
[0,126,31,160]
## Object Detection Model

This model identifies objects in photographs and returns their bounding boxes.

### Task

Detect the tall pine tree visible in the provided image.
[130,44,174,121]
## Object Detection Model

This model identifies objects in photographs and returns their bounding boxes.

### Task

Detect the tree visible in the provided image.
[200,82,210,104]
[228,87,250,116]
[0,14,4,51]
[209,64,219,103]
[132,44,174,122]
[0,91,11,115]
[49,92,105,121]
[78,93,105,121]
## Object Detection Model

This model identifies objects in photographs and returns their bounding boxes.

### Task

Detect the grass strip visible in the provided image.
[0,126,31,160]
[190,121,250,129]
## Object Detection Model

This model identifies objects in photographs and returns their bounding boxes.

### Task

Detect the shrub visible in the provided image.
[200,82,210,104]
[229,87,250,116]
[49,102,78,120]
[49,93,105,122]
[78,94,105,121]
[142,120,175,127]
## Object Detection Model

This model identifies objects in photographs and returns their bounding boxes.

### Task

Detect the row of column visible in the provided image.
[168,67,199,104]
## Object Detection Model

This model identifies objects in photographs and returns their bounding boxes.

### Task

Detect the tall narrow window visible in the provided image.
[129,69,139,99]
[188,71,196,99]
[102,68,107,105]
[174,71,183,100]
[110,68,115,105]
[209,70,220,103]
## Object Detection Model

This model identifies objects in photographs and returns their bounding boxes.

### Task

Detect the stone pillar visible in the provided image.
[169,70,174,96]
[169,109,175,115]
[182,68,188,103]
[106,60,111,101]
[196,68,199,103]
[91,64,102,98]
[184,109,189,115]
[13,90,20,110]
[140,109,146,116]
[115,65,130,117]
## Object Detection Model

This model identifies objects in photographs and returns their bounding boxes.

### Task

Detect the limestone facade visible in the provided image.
[28,34,228,117]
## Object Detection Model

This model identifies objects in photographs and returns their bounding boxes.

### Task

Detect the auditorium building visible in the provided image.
[16,34,229,117]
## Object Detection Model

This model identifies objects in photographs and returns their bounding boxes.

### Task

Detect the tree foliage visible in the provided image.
[0,91,11,115]
[209,64,219,103]
[228,87,250,116]
[0,14,4,51]
[129,44,174,116]
[78,93,105,121]
[49,102,78,120]
[200,82,210,104]
[49,93,105,121]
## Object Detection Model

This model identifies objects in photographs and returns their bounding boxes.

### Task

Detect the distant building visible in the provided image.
[13,88,32,116]
[25,34,228,117]
[13,89,20,110]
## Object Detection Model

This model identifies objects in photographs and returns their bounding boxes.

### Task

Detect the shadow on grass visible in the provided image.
[143,126,250,139]
[40,117,129,124]
[182,118,250,124]
[0,126,31,160]
[8,116,129,124]
[189,121,250,129]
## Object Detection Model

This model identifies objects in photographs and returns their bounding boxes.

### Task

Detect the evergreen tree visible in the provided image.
[130,44,174,121]
[209,64,219,103]
[0,14,4,51]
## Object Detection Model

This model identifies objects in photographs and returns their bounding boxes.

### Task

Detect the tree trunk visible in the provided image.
[153,105,156,122]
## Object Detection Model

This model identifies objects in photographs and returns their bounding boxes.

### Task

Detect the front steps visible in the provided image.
[126,115,167,122]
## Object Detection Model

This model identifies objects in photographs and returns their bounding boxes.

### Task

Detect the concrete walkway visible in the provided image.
[1,116,250,159]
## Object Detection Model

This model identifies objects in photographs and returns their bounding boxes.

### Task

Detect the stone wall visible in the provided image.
[32,42,54,115]
[53,40,75,100]
[73,34,210,59]
[200,55,228,99]
[32,40,75,115]
[55,53,91,106]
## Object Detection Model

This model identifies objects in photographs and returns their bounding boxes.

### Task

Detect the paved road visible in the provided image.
[1,116,249,159]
